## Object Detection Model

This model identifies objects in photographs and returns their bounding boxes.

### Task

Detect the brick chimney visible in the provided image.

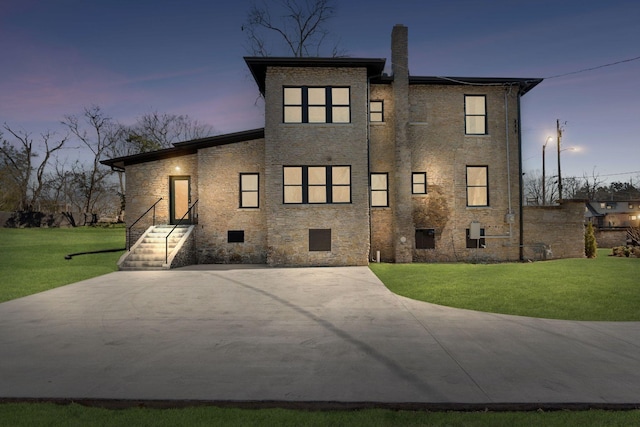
[391,24,413,263]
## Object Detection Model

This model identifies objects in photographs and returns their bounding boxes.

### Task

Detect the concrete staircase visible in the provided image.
[119,225,192,270]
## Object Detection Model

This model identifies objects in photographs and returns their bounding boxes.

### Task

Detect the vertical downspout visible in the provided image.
[517,90,524,261]
[367,75,372,261]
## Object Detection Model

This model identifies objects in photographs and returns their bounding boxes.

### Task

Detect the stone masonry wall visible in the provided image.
[370,82,522,262]
[523,200,585,260]
[196,139,267,264]
[125,154,198,247]
[264,66,370,266]
[411,85,522,262]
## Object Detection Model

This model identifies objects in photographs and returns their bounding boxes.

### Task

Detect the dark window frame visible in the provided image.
[466,165,489,207]
[369,100,384,122]
[283,165,352,204]
[412,172,427,194]
[464,94,487,135]
[283,86,351,124]
[370,172,389,207]
[239,173,259,208]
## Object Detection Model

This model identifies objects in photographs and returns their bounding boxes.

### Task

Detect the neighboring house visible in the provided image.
[585,200,640,229]
[103,25,579,269]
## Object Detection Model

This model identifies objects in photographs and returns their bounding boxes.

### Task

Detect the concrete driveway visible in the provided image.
[1,266,639,408]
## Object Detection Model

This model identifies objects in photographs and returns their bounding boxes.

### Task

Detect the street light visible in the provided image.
[542,136,553,205]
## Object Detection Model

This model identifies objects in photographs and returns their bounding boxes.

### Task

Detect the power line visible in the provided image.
[544,55,640,79]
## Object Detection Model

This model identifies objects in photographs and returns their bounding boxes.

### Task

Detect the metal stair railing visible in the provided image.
[165,199,198,264]
[127,197,163,251]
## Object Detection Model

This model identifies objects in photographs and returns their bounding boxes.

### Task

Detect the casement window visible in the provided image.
[283,86,350,123]
[370,173,389,207]
[283,166,351,204]
[412,172,427,194]
[466,166,488,207]
[465,95,487,135]
[415,229,435,249]
[369,100,383,122]
[309,229,331,251]
[466,228,486,248]
[239,173,259,208]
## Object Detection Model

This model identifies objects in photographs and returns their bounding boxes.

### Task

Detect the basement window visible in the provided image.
[228,230,245,243]
[466,228,485,249]
[415,229,435,249]
[309,229,331,251]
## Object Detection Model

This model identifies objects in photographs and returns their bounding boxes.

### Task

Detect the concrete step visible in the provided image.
[121,260,165,269]
[141,237,183,244]
[127,254,166,262]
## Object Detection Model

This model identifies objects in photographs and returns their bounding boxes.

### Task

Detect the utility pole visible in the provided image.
[556,119,563,202]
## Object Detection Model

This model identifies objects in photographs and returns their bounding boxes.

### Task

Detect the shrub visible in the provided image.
[585,222,597,258]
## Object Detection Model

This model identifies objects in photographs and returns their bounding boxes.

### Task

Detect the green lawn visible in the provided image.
[370,249,640,321]
[0,226,125,303]
[0,403,638,427]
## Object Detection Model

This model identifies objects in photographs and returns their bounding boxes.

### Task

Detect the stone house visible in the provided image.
[103,25,583,269]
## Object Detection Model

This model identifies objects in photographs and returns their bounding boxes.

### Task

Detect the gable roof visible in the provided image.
[101,128,264,170]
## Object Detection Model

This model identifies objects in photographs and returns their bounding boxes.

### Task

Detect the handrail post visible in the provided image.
[165,199,199,265]
[126,197,162,251]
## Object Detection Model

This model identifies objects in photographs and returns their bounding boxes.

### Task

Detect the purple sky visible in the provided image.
[1,0,639,184]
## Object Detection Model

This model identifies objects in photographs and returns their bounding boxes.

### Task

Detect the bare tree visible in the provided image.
[575,168,606,200]
[244,0,344,57]
[121,111,215,153]
[61,106,120,222]
[523,169,559,205]
[0,125,67,211]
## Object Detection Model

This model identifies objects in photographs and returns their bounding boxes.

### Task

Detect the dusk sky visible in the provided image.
[1,0,639,184]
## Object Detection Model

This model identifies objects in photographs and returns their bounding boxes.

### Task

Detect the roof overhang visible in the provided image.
[101,128,265,170]
[244,57,387,94]
[407,76,543,95]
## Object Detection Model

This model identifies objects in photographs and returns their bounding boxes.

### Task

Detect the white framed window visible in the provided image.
[283,86,350,123]
[283,166,351,204]
[466,166,488,207]
[465,95,487,135]
[371,173,389,207]
[239,173,259,208]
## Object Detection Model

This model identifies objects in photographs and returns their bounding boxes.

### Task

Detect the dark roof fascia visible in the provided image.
[172,128,264,149]
[101,128,265,169]
[244,57,387,94]
[408,76,544,95]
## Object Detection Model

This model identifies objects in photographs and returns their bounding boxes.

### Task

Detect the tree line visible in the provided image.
[524,168,640,205]
[0,106,214,225]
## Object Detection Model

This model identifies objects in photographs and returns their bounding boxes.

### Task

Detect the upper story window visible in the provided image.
[371,173,389,207]
[466,166,489,207]
[239,173,259,208]
[283,86,350,123]
[283,166,351,204]
[465,95,487,135]
[412,172,427,194]
[369,100,384,122]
